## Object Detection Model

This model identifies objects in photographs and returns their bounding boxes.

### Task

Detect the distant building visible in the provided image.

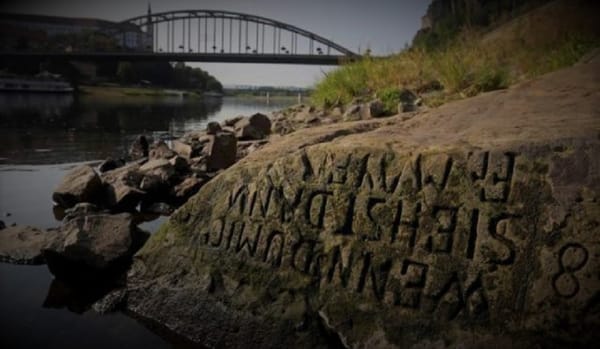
[0,11,152,51]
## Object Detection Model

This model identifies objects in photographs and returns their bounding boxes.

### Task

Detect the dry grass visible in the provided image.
[312,0,600,109]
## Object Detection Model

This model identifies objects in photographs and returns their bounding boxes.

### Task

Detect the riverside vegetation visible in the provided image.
[312,0,600,111]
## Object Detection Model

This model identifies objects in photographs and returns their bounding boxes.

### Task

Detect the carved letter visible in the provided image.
[486,213,517,265]
[291,239,317,274]
[236,223,262,257]
[391,200,421,252]
[394,259,429,309]
[425,206,458,254]
[263,230,285,268]
[356,252,393,301]
[305,190,333,228]
[325,245,355,288]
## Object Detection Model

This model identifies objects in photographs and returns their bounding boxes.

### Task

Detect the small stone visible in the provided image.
[234,113,272,140]
[362,99,386,118]
[172,140,203,159]
[140,201,174,215]
[169,155,190,173]
[98,158,124,173]
[224,116,244,127]
[149,140,176,160]
[129,135,149,160]
[171,176,204,202]
[206,121,222,135]
[63,203,106,222]
[140,158,177,183]
[92,289,127,314]
[342,104,361,121]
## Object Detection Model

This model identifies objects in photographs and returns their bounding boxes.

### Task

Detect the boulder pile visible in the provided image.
[52,112,273,215]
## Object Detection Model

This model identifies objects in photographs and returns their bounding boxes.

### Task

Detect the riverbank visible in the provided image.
[78,85,210,99]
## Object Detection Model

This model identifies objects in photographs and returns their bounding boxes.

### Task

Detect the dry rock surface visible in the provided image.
[126,53,600,347]
[0,225,51,264]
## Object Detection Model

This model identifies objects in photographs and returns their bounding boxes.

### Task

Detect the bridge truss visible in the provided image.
[121,9,357,60]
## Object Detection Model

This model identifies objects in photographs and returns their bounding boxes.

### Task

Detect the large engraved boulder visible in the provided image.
[126,54,600,347]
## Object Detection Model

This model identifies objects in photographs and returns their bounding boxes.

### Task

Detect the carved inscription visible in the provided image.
[193,150,528,322]
[552,243,589,298]
[469,151,517,203]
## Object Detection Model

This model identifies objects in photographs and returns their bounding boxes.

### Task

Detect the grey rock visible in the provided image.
[129,135,149,160]
[140,159,176,182]
[206,121,222,135]
[98,158,124,173]
[169,155,190,173]
[149,140,176,160]
[139,174,164,193]
[140,202,174,215]
[43,213,148,280]
[223,115,244,127]
[171,139,203,159]
[92,289,127,314]
[138,159,177,198]
[398,88,419,113]
[52,165,103,208]
[234,113,272,140]
[363,99,386,118]
[101,164,145,212]
[205,132,237,171]
[342,104,362,121]
[170,176,204,202]
[63,202,106,222]
[0,225,51,264]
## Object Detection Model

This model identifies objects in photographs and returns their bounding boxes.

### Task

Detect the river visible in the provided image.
[0,93,295,348]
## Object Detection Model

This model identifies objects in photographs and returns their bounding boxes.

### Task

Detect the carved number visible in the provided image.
[552,243,589,298]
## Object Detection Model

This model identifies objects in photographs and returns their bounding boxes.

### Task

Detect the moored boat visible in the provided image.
[0,72,73,93]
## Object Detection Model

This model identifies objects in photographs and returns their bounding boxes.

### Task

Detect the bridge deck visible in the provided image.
[0,51,354,65]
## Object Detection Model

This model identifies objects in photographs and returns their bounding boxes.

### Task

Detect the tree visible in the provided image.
[116,62,136,84]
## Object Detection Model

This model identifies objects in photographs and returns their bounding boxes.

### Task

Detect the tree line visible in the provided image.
[114,61,222,92]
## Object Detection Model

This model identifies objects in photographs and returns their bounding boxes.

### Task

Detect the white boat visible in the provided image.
[0,73,74,93]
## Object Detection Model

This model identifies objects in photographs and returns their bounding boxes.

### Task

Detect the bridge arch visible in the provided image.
[121,9,357,57]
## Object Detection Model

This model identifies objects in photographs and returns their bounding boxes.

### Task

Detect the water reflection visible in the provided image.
[0,93,295,348]
[0,93,293,164]
[43,278,116,314]
[0,263,169,348]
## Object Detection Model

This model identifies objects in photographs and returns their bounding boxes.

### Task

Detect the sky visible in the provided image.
[0,0,431,87]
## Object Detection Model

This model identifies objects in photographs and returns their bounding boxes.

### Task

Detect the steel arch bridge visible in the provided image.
[118,9,358,65]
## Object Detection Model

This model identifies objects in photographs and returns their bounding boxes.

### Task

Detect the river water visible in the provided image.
[0,93,294,348]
